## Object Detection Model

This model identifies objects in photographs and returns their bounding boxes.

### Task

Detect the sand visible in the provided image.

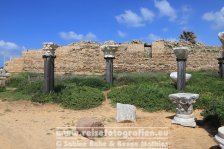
[0,91,218,149]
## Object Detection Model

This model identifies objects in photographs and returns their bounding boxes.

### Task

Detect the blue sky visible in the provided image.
[0,0,224,67]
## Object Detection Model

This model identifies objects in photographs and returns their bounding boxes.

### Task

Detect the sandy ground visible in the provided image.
[0,91,219,149]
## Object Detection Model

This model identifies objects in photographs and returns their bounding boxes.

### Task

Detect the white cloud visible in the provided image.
[145,33,162,42]
[154,0,177,21]
[162,28,168,32]
[117,30,127,37]
[179,5,192,25]
[115,8,155,27]
[140,8,155,22]
[116,10,144,27]
[59,31,97,41]
[0,40,18,51]
[0,40,21,65]
[202,7,224,29]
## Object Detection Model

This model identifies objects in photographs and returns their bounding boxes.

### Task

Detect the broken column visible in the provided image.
[42,42,59,93]
[0,68,10,87]
[101,41,119,84]
[218,32,224,78]
[169,93,199,127]
[173,47,190,90]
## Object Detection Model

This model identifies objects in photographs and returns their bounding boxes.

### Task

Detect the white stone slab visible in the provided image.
[116,103,136,123]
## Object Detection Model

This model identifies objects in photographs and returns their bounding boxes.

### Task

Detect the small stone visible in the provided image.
[170,72,192,83]
[76,117,104,138]
[116,103,136,123]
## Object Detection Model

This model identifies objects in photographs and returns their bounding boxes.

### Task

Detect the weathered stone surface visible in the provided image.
[116,103,136,123]
[173,47,190,59]
[169,93,199,127]
[5,40,221,74]
[170,72,192,83]
[215,126,224,149]
[76,117,104,138]
[101,41,119,58]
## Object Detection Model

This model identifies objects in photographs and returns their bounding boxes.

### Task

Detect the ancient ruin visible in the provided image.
[4,40,221,75]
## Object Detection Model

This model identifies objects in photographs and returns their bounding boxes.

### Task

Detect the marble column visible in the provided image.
[173,47,190,90]
[101,41,119,84]
[42,42,59,93]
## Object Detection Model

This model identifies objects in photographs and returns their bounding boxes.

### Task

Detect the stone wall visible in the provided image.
[4,40,221,74]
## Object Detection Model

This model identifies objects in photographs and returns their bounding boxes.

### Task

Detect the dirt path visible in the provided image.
[0,91,218,149]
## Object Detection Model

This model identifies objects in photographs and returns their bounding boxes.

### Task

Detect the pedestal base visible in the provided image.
[172,114,196,127]
[215,126,224,149]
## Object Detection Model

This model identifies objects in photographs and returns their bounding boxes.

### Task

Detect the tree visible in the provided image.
[179,31,197,44]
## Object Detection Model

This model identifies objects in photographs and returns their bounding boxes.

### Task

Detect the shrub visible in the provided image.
[108,83,175,112]
[113,72,168,86]
[203,99,224,126]
[0,87,5,92]
[60,86,104,109]
[57,76,110,90]
[31,92,58,103]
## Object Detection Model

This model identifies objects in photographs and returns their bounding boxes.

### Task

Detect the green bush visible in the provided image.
[60,86,104,110]
[203,99,224,126]
[108,83,175,112]
[31,92,58,103]
[59,76,110,90]
[0,87,5,92]
[113,72,168,86]
[31,85,105,110]
[17,81,43,94]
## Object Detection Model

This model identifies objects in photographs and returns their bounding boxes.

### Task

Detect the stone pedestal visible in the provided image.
[42,42,59,93]
[169,93,199,127]
[173,47,190,91]
[0,77,6,87]
[215,126,224,149]
[0,68,10,87]
[101,41,119,84]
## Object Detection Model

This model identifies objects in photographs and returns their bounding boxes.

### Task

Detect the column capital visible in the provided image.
[42,42,59,56]
[101,41,119,58]
[173,47,190,60]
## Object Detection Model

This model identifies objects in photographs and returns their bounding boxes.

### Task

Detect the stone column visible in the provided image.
[101,41,119,84]
[105,58,114,83]
[42,42,59,93]
[173,47,190,90]
[218,32,224,78]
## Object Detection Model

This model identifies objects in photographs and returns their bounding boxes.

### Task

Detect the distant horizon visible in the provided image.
[0,0,224,67]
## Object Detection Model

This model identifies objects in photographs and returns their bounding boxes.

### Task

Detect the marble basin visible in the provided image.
[170,72,192,83]
[215,126,224,149]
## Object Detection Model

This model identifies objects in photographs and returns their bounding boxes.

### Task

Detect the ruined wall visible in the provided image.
[5,40,221,74]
